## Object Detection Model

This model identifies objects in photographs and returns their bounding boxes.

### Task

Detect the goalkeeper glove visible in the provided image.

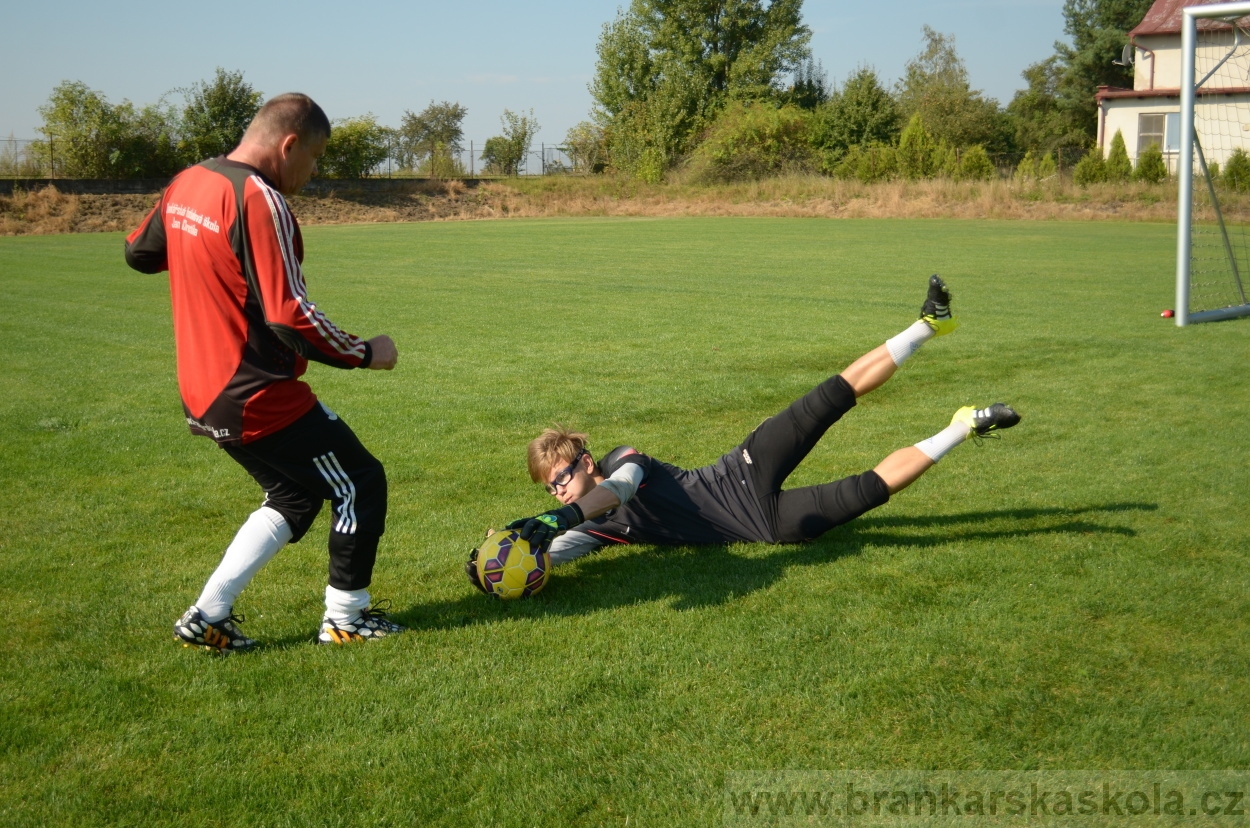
[506,503,584,551]
[465,546,489,595]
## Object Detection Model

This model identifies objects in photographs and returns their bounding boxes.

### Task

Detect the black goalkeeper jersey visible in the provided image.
[576,446,776,546]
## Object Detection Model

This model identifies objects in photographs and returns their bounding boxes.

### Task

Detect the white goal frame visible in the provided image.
[1177,0,1250,325]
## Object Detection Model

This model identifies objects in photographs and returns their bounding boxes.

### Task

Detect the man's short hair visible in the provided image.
[527,427,589,482]
[243,93,331,145]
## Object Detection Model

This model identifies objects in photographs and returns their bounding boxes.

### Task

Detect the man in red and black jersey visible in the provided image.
[126,93,403,650]
[469,277,1022,587]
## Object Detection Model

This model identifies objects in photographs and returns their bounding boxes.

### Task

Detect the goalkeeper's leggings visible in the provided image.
[223,402,387,591]
[738,374,891,543]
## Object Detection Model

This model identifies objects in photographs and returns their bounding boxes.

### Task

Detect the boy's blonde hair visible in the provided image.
[527,427,589,482]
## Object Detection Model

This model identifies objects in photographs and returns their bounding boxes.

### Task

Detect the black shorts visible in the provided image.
[739,374,890,543]
[223,401,387,590]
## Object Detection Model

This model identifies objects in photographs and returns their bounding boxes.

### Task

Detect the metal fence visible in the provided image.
[0,136,582,179]
[372,142,578,177]
[0,138,54,177]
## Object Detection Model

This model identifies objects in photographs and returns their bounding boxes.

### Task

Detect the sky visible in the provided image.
[0,1,1069,150]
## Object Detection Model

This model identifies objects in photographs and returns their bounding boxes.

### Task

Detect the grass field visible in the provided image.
[1,217,1247,826]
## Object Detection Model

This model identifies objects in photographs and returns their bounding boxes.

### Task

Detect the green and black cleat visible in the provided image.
[920,274,960,336]
[951,403,1021,442]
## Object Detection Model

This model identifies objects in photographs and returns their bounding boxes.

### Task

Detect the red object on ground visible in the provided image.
[1161,309,1175,318]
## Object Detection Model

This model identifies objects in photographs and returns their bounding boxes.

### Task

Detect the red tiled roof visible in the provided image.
[1130,0,1250,37]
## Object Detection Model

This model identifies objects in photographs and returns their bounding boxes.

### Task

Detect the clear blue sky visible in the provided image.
[0,1,1068,148]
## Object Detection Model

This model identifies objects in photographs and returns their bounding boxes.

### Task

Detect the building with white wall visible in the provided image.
[1097,0,1250,170]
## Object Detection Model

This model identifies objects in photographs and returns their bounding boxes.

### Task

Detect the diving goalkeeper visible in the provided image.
[468,276,1020,585]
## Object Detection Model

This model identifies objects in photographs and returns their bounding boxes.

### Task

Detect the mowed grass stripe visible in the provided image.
[0,217,1246,827]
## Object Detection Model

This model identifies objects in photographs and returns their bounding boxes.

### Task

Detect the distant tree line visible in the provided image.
[564,0,1161,184]
[22,69,538,180]
[17,0,1164,186]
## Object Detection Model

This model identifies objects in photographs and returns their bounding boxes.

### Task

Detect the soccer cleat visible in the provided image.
[318,601,406,645]
[951,403,1021,441]
[920,274,960,336]
[174,605,256,653]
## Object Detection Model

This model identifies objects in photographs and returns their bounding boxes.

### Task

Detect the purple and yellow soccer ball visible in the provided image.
[475,529,550,600]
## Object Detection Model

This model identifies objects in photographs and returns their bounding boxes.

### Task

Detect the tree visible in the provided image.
[896,27,1006,151]
[1105,129,1132,182]
[590,6,658,122]
[810,66,899,164]
[564,121,607,174]
[781,57,829,109]
[589,0,812,178]
[1005,56,1088,154]
[897,113,937,180]
[37,81,181,178]
[319,115,392,178]
[481,109,539,176]
[396,100,468,173]
[1029,0,1155,144]
[687,101,814,182]
[605,74,708,181]
[179,68,262,163]
[633,0,811,100]
[112,100,184,178]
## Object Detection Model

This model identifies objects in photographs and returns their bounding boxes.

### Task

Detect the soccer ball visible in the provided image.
[475,529,550,600]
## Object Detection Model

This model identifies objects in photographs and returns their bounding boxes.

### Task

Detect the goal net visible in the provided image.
[1177,0,1250,325]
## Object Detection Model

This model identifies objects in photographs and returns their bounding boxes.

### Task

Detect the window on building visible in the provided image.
[1139,112,1181,154]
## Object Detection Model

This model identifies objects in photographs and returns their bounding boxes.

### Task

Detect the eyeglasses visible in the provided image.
[545,448,587,494]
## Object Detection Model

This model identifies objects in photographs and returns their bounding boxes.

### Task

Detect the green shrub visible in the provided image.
[687,102,815,182]
[480,109,539,177]
[1134,142,1167,184]
[1014,150,1038,183]
[1038,152,1057,179]
[832,145,862,180]
[606,96,685,184]
[936,141,959,178]
[1073,151,1107,186]
[319,115,392,179]
[1106,130,1132,182]
[897,113,937,180]
[833,143,897,182]
[958,145,996,181]
[1223,147,1250,191]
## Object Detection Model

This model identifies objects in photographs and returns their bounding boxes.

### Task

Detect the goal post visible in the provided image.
[1177,0,1250,325]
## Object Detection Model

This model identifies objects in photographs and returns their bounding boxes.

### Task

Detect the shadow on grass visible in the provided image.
[384,501,1157,634]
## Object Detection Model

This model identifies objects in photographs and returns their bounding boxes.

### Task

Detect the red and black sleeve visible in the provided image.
[242,176,371,370]
[124,193,168,274]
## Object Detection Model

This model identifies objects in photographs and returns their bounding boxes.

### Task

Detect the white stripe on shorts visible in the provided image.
[313,451,358,535]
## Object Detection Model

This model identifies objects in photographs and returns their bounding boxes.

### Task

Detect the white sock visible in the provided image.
[195,506,292,622]
[914,422,970,463]
[885,320,936,366]
[324,585,371,624]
